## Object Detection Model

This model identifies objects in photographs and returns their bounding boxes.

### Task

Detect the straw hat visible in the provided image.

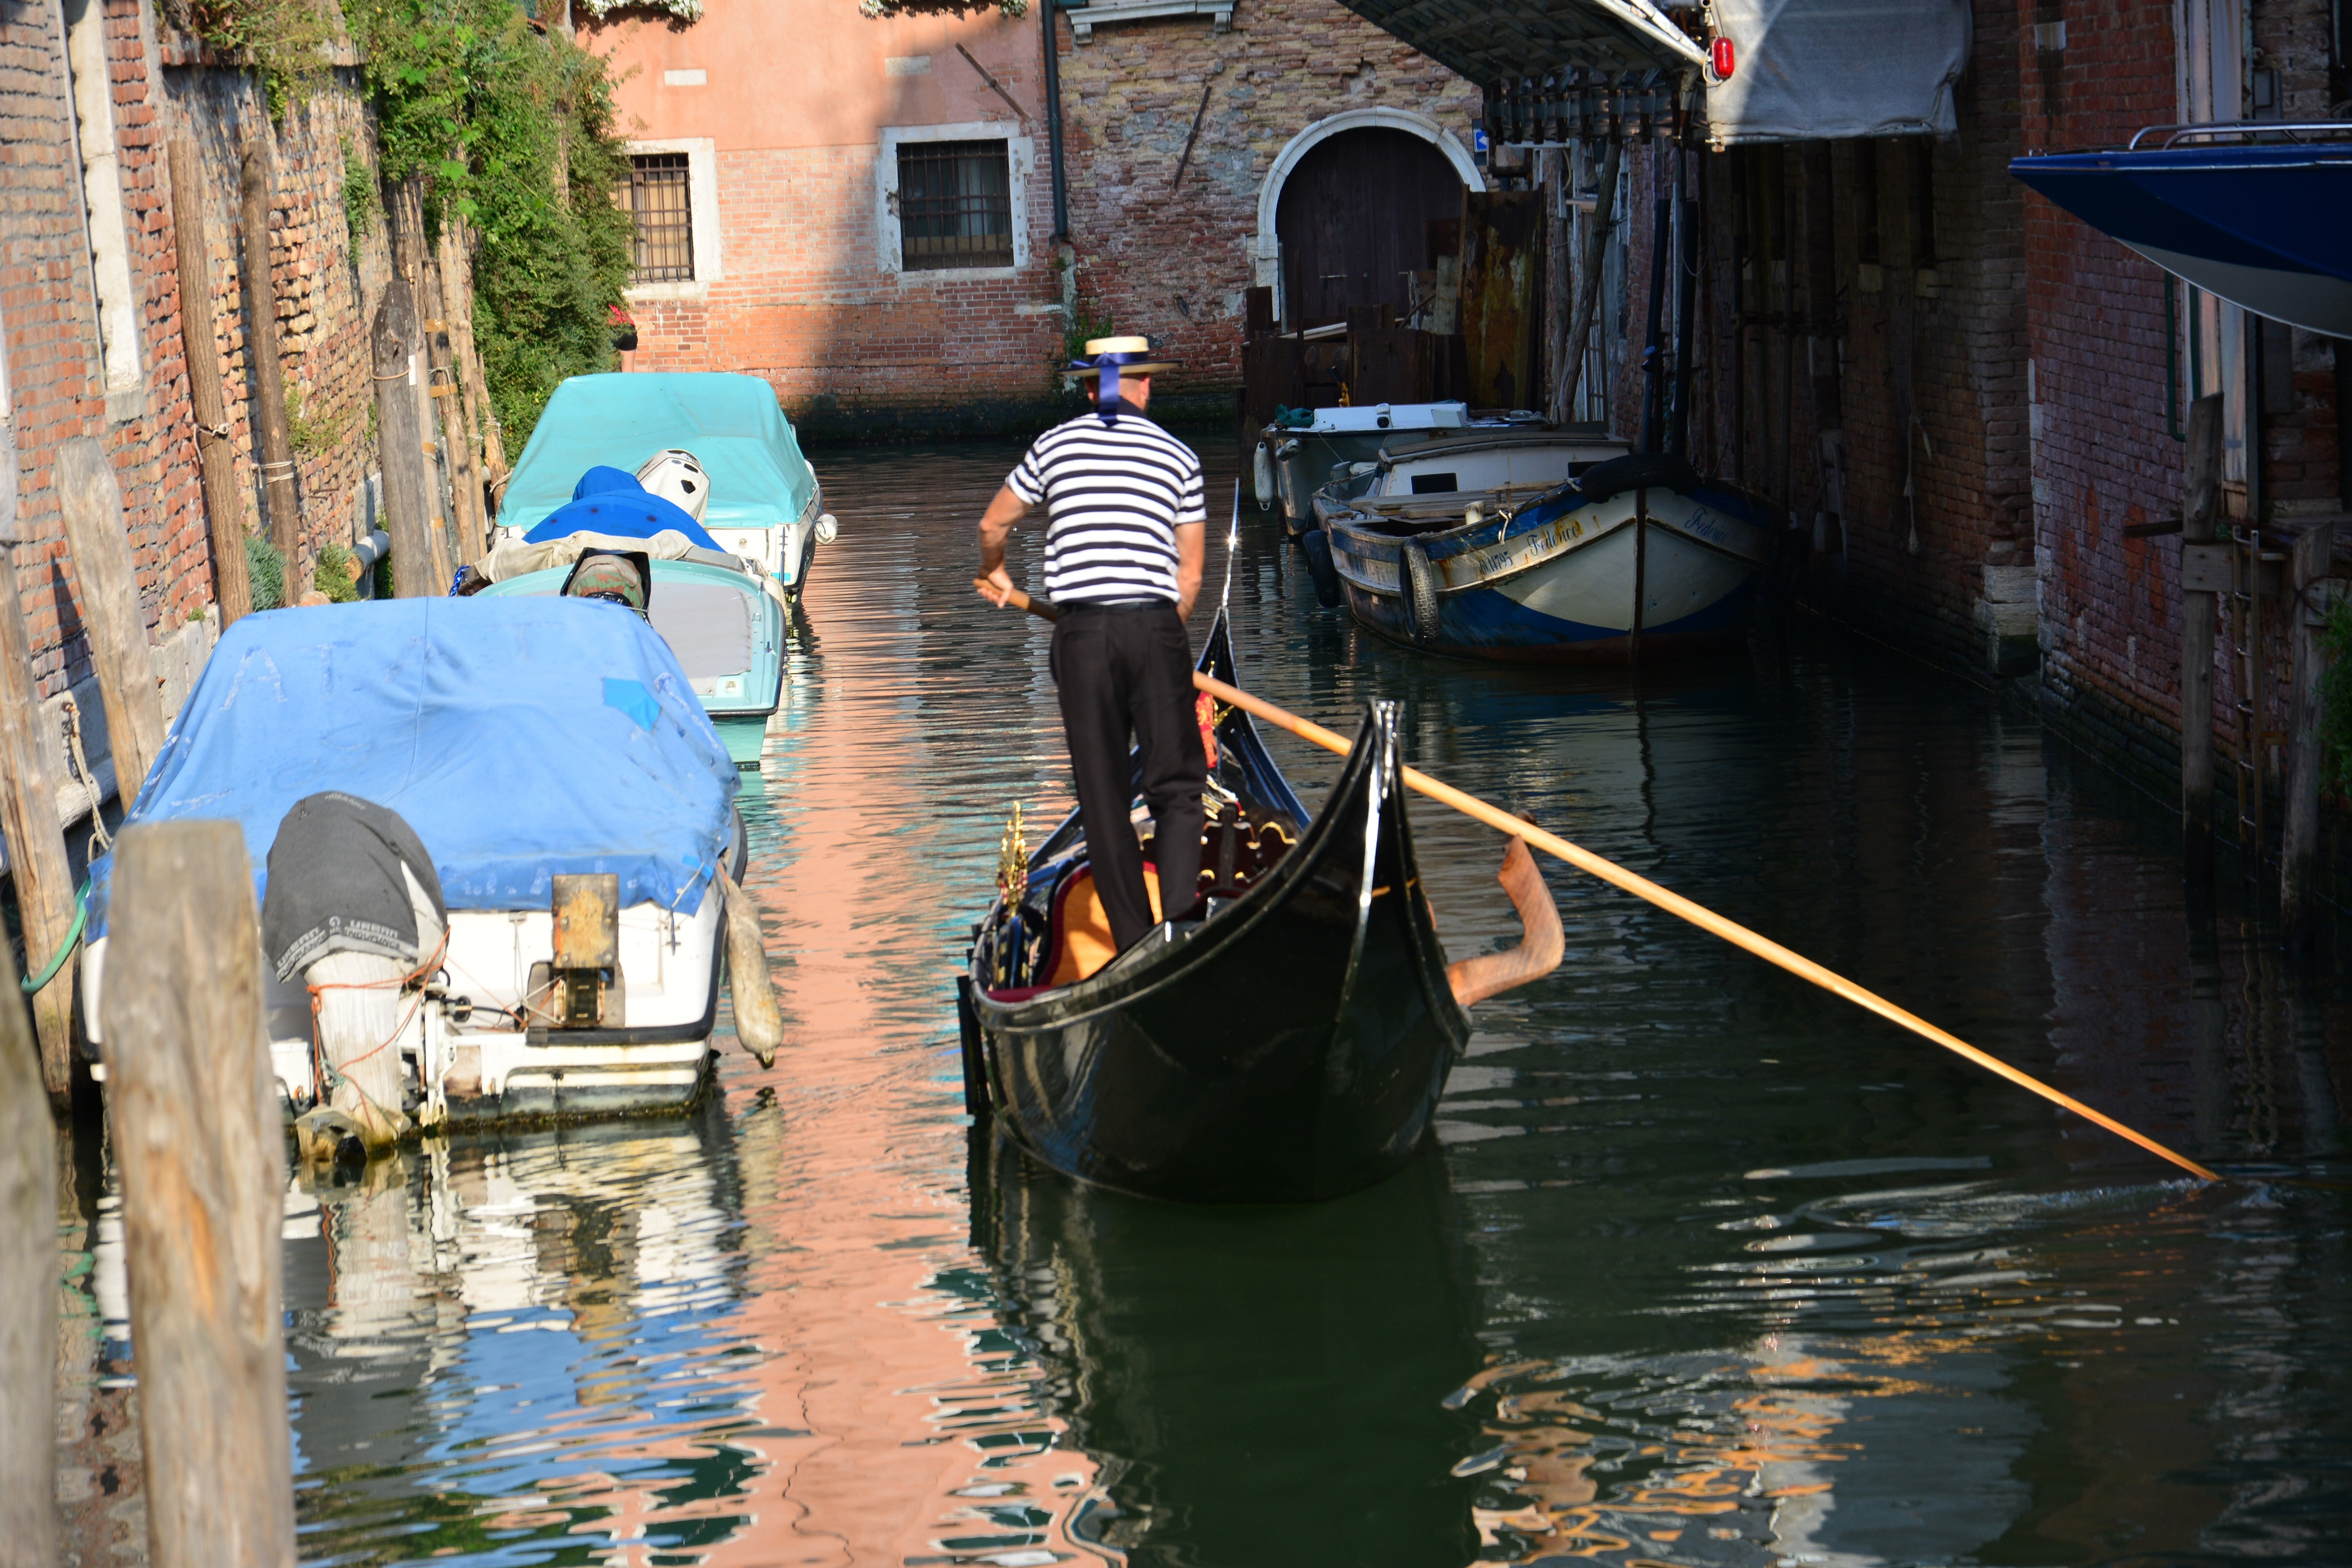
[1070,334,1180,379]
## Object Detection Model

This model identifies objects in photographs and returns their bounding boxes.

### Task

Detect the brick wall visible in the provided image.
[1056,1,1478,396]
[3,4,386,707]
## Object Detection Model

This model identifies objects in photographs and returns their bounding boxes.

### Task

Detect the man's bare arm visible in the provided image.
[1174,522,1206,622]
[976,485,1030,606]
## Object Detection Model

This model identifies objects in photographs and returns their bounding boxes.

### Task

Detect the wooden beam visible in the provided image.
[2180,393,2223,876]
[372,279,437,598]
[2282,518,2336,943]
[0,917,58,1566]
[239,142,302,572]
[100,821,297,1568]
[167,138,251,626]
[55,438,165,809]
[0,539,82,1104]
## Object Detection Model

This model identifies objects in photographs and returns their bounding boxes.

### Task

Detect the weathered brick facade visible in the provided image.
[3,1,386,709]
[590,0,1477,436]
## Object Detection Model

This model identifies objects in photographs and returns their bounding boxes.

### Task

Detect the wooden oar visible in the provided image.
[975,576,2220,1182]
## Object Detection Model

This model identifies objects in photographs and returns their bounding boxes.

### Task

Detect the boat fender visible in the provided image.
[815,512,838,545]
[1402,542,1441,647]
[1301,529,1344,608]
[1575,451,1702,506]
[721,870,783,1067]
[1252,442,1277,511]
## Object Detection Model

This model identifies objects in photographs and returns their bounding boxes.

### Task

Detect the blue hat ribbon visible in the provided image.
[1070,348,1154,424]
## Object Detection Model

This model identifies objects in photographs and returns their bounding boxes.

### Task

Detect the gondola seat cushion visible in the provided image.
[1043,861,1164,989]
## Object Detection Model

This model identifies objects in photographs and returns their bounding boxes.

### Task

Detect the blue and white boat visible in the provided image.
[1317,442,1776,663]
[468,468,786,770]
[2010,123,2352,336]
[496,372,837,594]
[81,597,750,1124]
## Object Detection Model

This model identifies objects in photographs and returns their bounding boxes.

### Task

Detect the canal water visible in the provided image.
[50,440,2352,1566]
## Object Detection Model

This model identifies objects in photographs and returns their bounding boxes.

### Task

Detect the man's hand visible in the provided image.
[977,484,1030,603]
[978,564,1016,608]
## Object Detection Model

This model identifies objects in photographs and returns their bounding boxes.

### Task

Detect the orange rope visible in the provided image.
[1192,670,2223,1184]
[306,927,451,1083]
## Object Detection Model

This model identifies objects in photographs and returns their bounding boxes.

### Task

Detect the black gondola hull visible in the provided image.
[970,652,1469,1203]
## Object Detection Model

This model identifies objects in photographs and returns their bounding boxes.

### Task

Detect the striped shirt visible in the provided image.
[1006,409,1205,604]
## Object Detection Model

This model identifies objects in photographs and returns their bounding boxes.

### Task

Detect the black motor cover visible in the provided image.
[260,791,447,982]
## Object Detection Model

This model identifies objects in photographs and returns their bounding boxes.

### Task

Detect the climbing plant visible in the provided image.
[166,0,338,119]
[347,0,634,448]
[858,0,1027,15]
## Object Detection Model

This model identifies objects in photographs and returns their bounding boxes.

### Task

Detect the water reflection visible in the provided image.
[46,441,2352,1566]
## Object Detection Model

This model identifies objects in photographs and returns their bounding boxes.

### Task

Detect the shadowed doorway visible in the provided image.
[1274,127,1466,330]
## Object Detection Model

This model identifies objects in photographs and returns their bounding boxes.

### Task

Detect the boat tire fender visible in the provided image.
[1252,442,1277,512]
[1402,542,1440,647]
[1576,451,1702,506]
[1301,529,1345,609]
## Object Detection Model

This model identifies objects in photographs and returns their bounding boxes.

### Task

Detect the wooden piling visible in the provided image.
[2281,519,2335,942]
[417,251,486,562]
[435,221,499,531]
[1553,137,1621,421]
[0,927,58,1567]
[56,438,165,808]
[99,820,297,1568]
[446,218,507,486]
[2180,393,2223,874]
[372,279,438,598]
[239,142,301,572]
[167,137,251,626]
[0,543,83,1104]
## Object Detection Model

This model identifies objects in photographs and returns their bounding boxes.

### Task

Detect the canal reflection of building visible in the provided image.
[970,1128,1484,1562]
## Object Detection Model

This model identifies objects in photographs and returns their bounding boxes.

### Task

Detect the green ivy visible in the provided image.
[342,135,377,240]
[167,0,337,120]
[2321,597,2352,802]
[347,0,634,450]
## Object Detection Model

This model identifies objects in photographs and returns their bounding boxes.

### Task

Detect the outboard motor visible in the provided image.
[260,792,446,1154]
[559,548,652,619]
[635,448,710,523]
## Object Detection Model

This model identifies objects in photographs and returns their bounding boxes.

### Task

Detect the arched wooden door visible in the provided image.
[1275,128,1465,329]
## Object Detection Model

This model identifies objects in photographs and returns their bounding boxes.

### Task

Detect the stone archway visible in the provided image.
[1253,108,1483,327]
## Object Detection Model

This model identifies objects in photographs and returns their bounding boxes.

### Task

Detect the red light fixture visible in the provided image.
[1711,36,1736,78]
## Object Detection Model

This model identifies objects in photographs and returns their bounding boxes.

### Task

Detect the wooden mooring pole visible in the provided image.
[0,928,58,1567]
[56,438,165,809]
[100,820,297,1568]
[2282,519,2336,944]
[0,548,82,1103]
[372,278,439,598]
[2179,393,2223,878]
[239,141,302,573]
[166,137,251,626]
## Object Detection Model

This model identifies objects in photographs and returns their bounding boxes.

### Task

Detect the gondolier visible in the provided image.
[977,334,1207,953]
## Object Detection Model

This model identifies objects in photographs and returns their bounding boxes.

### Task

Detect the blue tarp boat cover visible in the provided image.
[523,465,724,551]
[497,373,816,535]
[92,598,739,932]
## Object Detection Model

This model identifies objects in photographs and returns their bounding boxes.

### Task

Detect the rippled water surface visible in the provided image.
[52,441,2352,1566]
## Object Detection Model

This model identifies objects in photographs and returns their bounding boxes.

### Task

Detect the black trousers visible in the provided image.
[1051,601,1206,951]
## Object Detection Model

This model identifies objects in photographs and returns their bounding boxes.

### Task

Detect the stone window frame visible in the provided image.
[61,0,144,419]
[875,122,1035,281]
[622,137,722,304]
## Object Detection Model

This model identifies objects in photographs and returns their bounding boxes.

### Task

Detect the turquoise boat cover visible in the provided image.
[498,373,816,535]
[92,598,738,930]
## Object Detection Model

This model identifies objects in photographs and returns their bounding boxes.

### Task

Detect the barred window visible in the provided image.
[628,153,695,283]
[898,139,1012,270]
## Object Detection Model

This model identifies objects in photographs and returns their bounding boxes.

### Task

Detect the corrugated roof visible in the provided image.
[1330,0,1706,81]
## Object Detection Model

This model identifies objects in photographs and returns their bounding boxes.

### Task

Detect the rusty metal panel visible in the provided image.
[552,873,619,970]
[1459,192,1544,410]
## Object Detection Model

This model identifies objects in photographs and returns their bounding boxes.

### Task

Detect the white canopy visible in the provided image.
[1705,0,1972,144]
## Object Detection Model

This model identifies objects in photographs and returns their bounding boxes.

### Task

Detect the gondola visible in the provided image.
[957,611,1561,1203]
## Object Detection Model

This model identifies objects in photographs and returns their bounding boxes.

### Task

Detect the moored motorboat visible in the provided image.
[1254,402,1476,535]
[2010,123,2352,337]
[80,597,757,1128]
[1317,446,1776,663]
[958,614,1562,1203]
[495,371,839,594]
